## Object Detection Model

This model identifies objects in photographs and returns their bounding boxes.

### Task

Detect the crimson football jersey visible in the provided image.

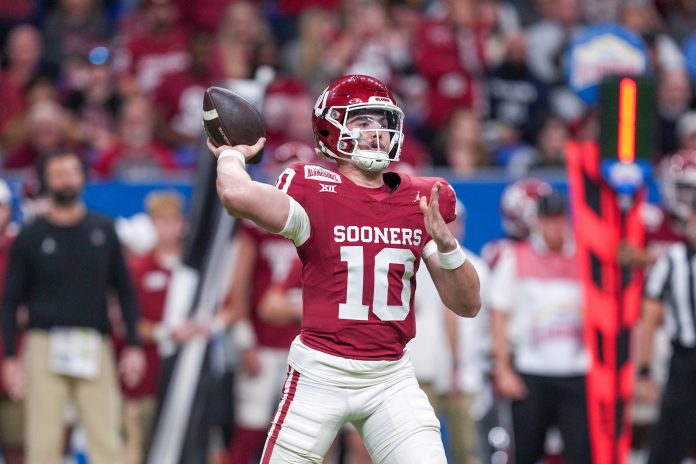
[276,163,457,361]
[241,220,301,349]
[281,257,303,292]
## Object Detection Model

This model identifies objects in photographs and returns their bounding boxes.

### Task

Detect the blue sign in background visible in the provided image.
[23,176,653,255]
[83,181,193,218]
[565,23,650,105]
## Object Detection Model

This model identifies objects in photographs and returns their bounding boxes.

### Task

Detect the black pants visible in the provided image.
[647,345,696,464]
[511,374,590,464]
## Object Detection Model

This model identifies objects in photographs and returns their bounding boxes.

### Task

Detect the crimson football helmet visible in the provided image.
[658,149,696,221]
[500,178,552,239]
[312,74,404,171]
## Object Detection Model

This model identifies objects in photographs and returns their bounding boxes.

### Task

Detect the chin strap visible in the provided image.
[355,157,390,171]
[353,148,391,171]
[317,143,392,172]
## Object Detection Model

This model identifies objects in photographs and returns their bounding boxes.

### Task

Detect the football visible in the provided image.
[202,86,265,164]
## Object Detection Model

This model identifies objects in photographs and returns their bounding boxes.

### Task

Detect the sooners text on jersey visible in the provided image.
[276,163,456,361]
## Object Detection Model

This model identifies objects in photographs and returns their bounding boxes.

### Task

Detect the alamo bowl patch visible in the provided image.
[304,165,341,183]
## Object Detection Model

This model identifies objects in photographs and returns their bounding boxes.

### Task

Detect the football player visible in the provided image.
[646,149,696,254]
[208,74,480,463]
[224,218,301,463]
[481,178,552,270]
[617,149,696,269]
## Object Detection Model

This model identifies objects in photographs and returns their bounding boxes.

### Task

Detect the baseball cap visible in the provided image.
[536,191,567,217]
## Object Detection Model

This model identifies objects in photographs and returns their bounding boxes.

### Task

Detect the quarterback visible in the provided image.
[209,74,480,463]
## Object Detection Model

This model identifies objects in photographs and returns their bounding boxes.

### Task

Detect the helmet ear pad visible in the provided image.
[313,107,346,159]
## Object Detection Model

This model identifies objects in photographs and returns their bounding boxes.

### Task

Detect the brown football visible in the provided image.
[202,86,265,164]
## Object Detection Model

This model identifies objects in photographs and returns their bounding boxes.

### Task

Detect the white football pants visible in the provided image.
[259,339,446,463]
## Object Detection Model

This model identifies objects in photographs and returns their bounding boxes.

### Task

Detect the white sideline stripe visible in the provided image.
[158,266,199,357]
[203,108,219,121]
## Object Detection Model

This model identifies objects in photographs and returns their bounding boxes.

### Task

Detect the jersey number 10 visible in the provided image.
[339,246,415,321]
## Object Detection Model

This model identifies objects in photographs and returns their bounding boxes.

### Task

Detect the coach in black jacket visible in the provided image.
[0,151,145,464]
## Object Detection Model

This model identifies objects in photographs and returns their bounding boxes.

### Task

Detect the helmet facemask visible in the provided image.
[321,103,404,172]
[668,181,696,221]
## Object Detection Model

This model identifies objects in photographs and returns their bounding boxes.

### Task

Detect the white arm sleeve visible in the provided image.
[279,197,311,247]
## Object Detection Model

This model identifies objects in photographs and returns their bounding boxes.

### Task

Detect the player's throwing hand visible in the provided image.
[207,137,266,162]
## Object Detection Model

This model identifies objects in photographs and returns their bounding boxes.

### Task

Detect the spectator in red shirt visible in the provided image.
[432,107,490,173]
[93,95,177,180]
[171,0,228,33]
[216,1,277,80]
[0,25,43,154]
[121,190,197,464]
[0,0,36,46]
[260,78,314,155]
[276,0,338,18]
[4,100,77,170]
[321,0,396,85]
[113,0,190,96]
[412,0,486,140]
[279,7,339,96]
[154,30,218,164]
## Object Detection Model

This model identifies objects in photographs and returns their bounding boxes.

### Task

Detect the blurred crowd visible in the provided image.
[0,0,695,183]
[2,0,696,464]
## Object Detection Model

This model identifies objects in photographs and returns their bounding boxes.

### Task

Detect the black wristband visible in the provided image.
[637,365,651,379]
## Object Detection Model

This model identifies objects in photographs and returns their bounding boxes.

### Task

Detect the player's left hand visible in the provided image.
[419,182,457,252]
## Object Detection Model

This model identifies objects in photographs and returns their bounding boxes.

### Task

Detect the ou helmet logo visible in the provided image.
[314,87,329,116]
